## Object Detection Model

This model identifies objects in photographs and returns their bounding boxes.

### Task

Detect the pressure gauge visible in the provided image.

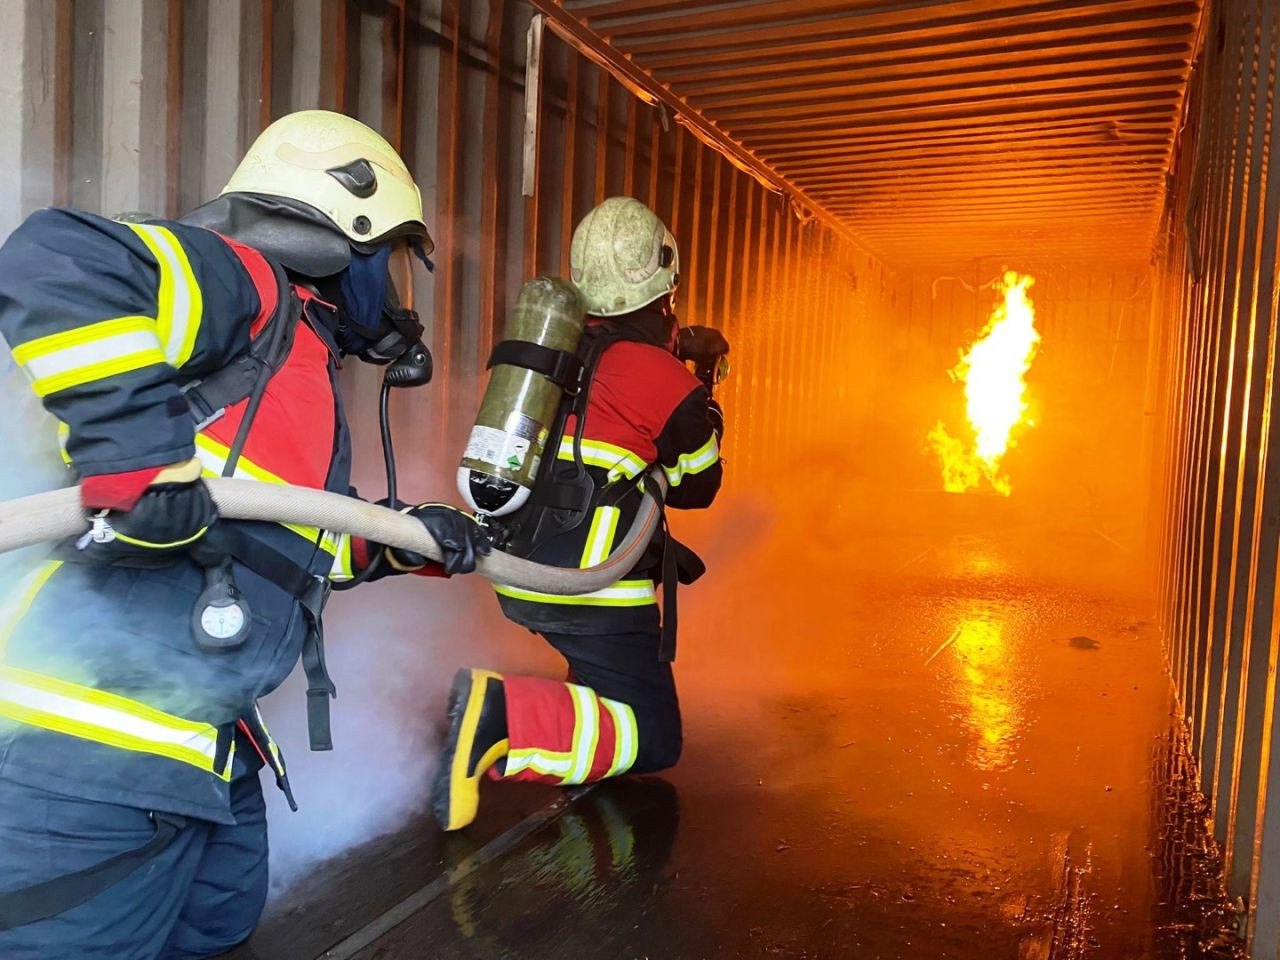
[199,602,247,643]
[192,560,252,652]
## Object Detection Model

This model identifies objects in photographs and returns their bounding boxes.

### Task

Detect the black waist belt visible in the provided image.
[0,811,187,931]
[200,524,337,752]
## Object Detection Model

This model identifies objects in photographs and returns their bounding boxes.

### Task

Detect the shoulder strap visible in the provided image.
[499,321,671,555]
[182,263,300,445]
[487,340,584,393]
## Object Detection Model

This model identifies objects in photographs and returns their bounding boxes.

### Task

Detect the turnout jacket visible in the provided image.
[495,324,723,635]
[0,208,366,823]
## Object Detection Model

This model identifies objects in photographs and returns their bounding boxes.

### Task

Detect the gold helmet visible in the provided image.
[569,197,679,316]
[223,110,431,253]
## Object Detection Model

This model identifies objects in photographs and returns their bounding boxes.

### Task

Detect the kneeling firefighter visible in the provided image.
[433,196,729,831]
[0,110,490,958]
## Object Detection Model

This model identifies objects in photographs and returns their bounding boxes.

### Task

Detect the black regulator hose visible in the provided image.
[381,379,399,510]
[332,380,396,591]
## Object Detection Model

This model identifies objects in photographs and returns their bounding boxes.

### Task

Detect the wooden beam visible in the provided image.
[165,0,184,216]
[53,0,73,208]
[477,0,506,364]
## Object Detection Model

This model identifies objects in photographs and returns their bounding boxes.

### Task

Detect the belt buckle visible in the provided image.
[300,576,332,619]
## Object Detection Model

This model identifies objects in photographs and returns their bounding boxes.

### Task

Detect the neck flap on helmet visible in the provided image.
[180,193,353,277]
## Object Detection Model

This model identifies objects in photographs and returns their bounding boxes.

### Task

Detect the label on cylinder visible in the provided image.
[504,411,543,442]
[463,420,545,473]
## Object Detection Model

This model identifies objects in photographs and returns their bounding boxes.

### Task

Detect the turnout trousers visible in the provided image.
[0,772,269,960]
[498,628,683,785]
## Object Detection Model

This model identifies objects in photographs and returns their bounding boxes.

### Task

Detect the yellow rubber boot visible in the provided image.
[431,668,509,831]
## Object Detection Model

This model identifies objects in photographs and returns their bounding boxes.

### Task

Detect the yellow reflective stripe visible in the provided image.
[111,525,209,550]
[565,685,601,785]
[56,422,72,465]
[598,793,636,869]
[321,530,345,556]
[493,578,657,607]
[254,704,286,777]
[505,747,575,778]
[0,561,63,655]
[11,315,158,365]
[0,666,231,780]
[663,433,720,487]
[194,432,284,480]
[578,506,620,568]
[13,316,165,397]
[193,434,338,555]
[557,438,647,480]
[126,224,204,368]
[328,533,354,581]
[600,697,638,778]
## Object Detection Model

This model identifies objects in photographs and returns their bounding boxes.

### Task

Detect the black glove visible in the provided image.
[388,503,492,576]
[677,326,731,389]
[77,481,217,569]
[677,325,730,364]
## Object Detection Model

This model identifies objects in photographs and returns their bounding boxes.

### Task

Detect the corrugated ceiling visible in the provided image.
[546,0,1204,266]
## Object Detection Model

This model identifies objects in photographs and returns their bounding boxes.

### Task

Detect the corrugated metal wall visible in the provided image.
[0,0,897,497]
[530,0,1202,270]
[1152,1,1280,954]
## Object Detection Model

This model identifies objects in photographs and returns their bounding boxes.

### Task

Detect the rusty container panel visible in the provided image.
[1152,2,1280,954]
[0,0,900,499]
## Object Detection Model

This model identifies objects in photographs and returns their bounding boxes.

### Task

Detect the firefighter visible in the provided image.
[431,197,725,831]
[0,110,489,958]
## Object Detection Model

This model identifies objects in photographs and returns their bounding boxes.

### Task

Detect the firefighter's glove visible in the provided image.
[677,326,731,389]
[390,503,492,576]
[76,459,216,568]
[678,325,730,364]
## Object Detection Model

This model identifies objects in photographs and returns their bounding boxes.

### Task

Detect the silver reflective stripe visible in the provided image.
[0,666,231,779]
[663,433,720,486]
[565,685,600,785]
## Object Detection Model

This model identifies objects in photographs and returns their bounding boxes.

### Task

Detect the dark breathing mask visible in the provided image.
[332,241,433,375]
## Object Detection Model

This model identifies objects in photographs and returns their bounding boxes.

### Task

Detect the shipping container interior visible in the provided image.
[9,0,1280,957]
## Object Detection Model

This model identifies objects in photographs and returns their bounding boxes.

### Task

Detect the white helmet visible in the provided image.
[222,110,432,254]
[569,197,679,316]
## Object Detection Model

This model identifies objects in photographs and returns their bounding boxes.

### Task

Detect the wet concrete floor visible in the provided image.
[226,490,1241,959]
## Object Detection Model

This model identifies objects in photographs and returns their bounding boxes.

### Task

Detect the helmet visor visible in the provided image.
[388,240,416,312]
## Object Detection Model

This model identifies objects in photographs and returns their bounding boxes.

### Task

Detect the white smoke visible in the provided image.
[0,345,67,585]
[256,377,564,895]
[257,571,559,894]
[0,345,64,497]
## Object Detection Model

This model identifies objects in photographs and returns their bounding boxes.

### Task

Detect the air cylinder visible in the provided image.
[457,277,586,516]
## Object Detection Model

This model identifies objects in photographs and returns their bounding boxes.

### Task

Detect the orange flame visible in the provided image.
[928,271,1040,496]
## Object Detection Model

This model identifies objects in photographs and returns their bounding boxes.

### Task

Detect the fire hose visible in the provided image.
[0,473,666,595]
